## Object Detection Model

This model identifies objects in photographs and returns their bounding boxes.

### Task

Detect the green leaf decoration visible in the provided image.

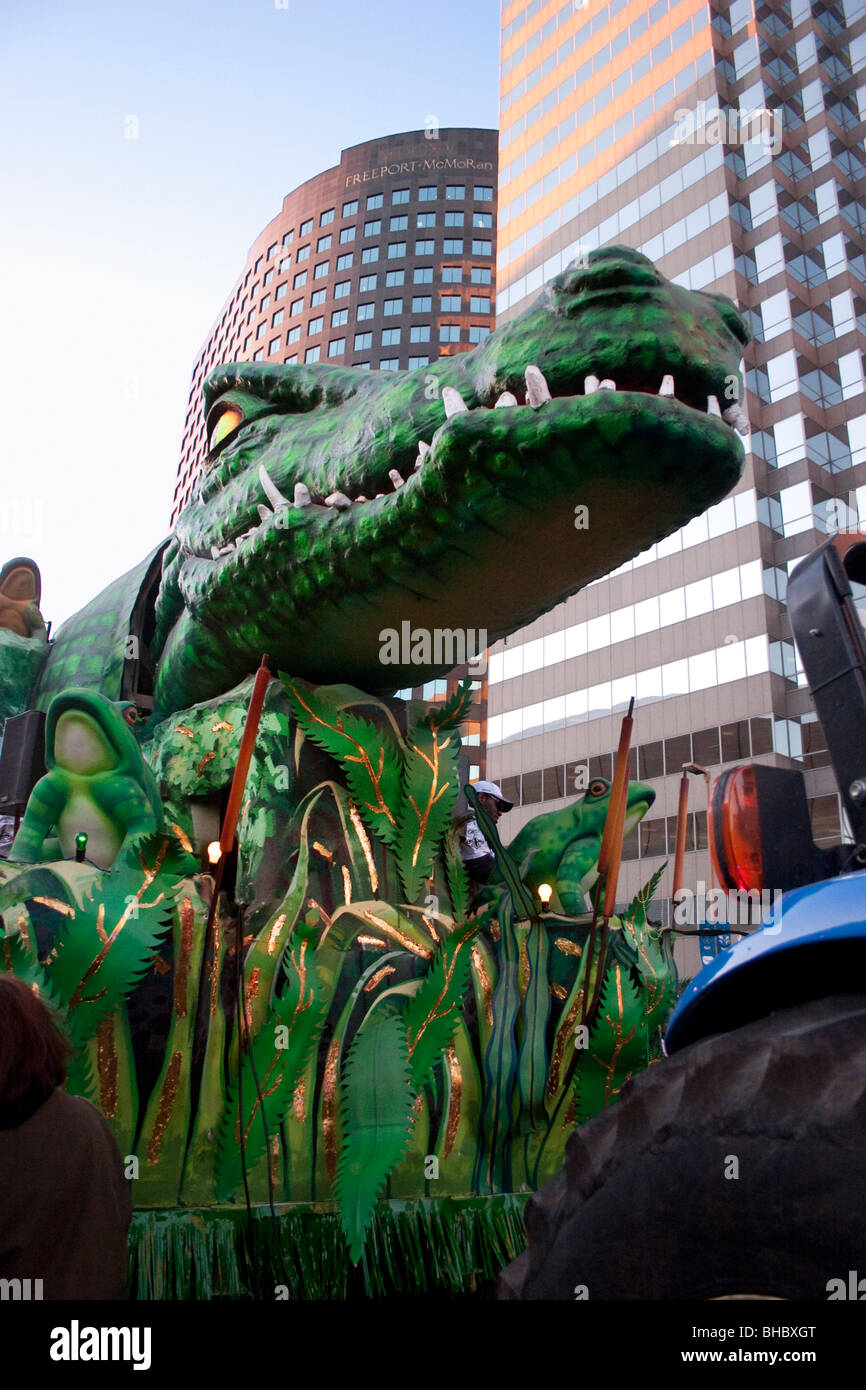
[619,863,677,1033]
[216,935,326,1202]
[475,900,523,1195]
[443,826,471,927]
[334,1009,416,1263]
[283,680,403,850]
[515,919,552,1135]
[572,960,648,1125]
[395,719,461,902]
[45,853,174,1046]
[404,916,477,1092]
[423,677,474,733]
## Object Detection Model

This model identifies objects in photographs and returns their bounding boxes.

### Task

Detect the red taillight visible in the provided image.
[710,766,764,893]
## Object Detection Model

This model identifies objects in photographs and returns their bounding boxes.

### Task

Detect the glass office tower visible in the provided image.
[492,0,865,966]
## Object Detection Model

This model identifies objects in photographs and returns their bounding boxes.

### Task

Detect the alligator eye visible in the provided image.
[208,407,243,453]
[588,779,608,797]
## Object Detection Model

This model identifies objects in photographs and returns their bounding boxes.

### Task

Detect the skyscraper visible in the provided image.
[492,0,865,963]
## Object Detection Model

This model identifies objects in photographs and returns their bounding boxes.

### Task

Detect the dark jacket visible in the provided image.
[0,1089,132,1299]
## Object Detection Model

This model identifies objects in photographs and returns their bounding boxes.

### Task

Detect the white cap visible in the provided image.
[471,779,513,812]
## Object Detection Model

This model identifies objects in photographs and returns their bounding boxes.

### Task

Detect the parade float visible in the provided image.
[0,248,750,1297]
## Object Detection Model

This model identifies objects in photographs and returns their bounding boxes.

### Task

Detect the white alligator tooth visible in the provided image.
[355,494,368,502]
[584,375,599,394]
[525,365,552,408]
[389,469,404,489]
[658,374,675,396]
[599,378,616,390]
[325,491,352,509]
[418,440,431,457]
[707,395,721,416]
[414,457,424,471]
[723,404,750,435]
[259,463,290,509]
[442,387,468,418]
[375,492,385,499]
[257,503,274,524]
[293,482,311,507]
[211,543,234,559]
[211,546,221,560]
[494,390,518,408]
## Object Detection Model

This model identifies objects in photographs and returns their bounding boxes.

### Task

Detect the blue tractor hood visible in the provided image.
[664,867,866,1053]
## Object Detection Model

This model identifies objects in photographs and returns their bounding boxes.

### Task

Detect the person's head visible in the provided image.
[473,780,513,824]
[0,976,73,1109]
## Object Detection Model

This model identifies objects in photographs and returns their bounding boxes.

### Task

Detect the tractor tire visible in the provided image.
[498,993,866,1300]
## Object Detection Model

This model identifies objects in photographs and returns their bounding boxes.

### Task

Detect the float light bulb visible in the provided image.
[537,883,553,908]
[207,841,222,865]
[75,833,88,863]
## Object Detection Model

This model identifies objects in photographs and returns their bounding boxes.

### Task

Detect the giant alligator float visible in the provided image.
[0,248,750,1297]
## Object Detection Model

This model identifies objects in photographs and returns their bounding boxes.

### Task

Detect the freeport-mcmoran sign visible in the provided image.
[345,156,494,188]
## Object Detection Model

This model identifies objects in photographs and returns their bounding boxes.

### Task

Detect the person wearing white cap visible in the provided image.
[458,780,514,887]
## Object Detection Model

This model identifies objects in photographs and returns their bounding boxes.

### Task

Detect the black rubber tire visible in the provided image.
[499,993,866,1300]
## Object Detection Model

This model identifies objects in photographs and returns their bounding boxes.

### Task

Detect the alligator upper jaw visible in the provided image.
[182,367,748,568]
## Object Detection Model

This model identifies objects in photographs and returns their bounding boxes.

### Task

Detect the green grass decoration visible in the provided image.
[571,960,649,1125]
[403,915,478,1091]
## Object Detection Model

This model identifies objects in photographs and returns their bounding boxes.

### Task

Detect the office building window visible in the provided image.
[385,269,405,286]
[255,323,266,339]
[336,252,354,270]
[382,327,401,346]
[304,345,320,363]
[410,324,431,341]
[253,348,264,361]
[384,298,402,315]
[311,289,326,306]
[440,294,461,311]
[474,185,493,200]
[440,324,460,342]
[446,184,465,199]
[415,239,435,255]
[442,266,462,283]
[388,242,406,258]
[366,193,383,210]
[272,309,284,326]
[300,218,313,236]
[357,303,375,320]
[414,266,433,283]
[359,274,377,292]
[361,247,379,263]
[355,361,371,369]
[260,294,271,311]
[269,337,280,354]
[419,185,437,201]
[314,261,329,279]
[331,308,348,327]
[412,295,432,312]
[284,353,298,364]
[409,355,430,368]
[334,280,350,298]
[379,358,400,370]
[296,245,310,263]
[287,326,301,344]
[339,226,355,243]
[275,282,288,299]
[472,239,492,255]
[364,219,382,236]
[417,212,435,228]
[308,316,324,334]
[354,331,373,350]
[320,208,334,225]
[342,199,359,216]
[392,188,410,204]
[254,256,263,272]
[470,267,491,284]
[328,338,346,357]
[444,211,464,227]
[317,234,332,251]
[290,297,304,315]
[267,241,278,259]
[470,296,491,313]
[468,325,490,342]
[263,269,274,285]
[473,212,493,229]
[390,214,408,231]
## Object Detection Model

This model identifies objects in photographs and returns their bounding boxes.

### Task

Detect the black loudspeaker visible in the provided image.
[0,710,47,817]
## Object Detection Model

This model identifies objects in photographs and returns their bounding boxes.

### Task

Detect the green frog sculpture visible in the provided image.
[0,248,749,1295]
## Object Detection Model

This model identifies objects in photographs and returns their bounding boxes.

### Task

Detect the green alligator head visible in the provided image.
[490,775,656,916]
[150,246,749,713]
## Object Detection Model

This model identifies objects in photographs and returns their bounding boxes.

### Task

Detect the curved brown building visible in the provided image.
[171,127,498,523]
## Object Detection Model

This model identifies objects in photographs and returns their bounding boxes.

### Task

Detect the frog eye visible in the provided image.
[208,406,244,453]
[121,706,138,727]
[588,779,608,797]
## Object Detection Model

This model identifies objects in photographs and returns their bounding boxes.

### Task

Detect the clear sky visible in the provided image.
[0,0,500,630]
